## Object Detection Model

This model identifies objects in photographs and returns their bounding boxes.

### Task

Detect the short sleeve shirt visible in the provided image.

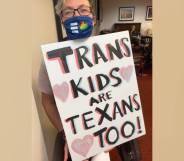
[37,61,53,95]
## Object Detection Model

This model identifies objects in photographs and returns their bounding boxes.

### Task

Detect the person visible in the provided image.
[130,25,137,37]
[38,0,141,161]
[130,25,140,47]
[38,0,110,161]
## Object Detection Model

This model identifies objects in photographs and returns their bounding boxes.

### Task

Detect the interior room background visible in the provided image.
[32,0,152,161]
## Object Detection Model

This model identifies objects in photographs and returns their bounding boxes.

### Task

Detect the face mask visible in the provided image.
[64,16,93,40]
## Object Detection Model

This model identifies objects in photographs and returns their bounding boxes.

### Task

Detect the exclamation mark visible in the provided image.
[137,116,142,133]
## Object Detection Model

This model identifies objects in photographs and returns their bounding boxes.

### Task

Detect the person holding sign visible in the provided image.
[38,0,108,161]
[38,0,142,161]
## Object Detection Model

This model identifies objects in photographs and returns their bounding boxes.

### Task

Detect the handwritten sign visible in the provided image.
[41,31,146,161]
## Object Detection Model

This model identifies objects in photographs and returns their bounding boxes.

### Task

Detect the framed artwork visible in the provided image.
[119,7,135,21]
[146,6,152,20]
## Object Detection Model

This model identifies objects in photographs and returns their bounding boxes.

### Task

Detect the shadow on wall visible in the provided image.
[32,79,57,161]
[32,91,49,161]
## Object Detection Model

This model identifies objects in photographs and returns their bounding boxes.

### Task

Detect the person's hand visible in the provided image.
[104,148,113,153]
[63,142,69,161]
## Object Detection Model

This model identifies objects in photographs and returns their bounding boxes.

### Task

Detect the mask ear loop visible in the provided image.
[92,15,96,26]
[59,12,68,38]
[90,7,96,26]
[60,11,64,24]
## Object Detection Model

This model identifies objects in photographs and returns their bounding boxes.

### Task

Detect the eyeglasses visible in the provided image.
[61,5,92,18]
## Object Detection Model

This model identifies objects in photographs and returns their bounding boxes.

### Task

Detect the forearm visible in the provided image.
[41,93,63,132]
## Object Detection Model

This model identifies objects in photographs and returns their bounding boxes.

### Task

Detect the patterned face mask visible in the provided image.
[64,16,93,40]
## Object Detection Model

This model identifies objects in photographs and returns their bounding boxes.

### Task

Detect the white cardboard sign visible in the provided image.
[41,31,146,161]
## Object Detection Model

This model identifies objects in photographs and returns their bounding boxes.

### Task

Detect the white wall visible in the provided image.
[100,0,152,35]
[32,0,58,161]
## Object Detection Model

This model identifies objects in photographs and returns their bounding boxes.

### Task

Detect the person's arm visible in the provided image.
[41,92,63,132]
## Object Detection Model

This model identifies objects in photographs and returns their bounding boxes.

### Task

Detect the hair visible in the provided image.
[55,0,94,16]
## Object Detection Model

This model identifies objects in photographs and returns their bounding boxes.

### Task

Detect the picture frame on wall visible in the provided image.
[119,7,135,21]
[146,6,152,20]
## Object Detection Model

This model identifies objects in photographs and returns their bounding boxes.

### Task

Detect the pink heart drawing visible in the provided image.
[119,65,133,82]
[52,82,69,102]
[71,135,94,157]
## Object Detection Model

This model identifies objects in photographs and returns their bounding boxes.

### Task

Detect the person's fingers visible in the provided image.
[104,148,113,153]
[63,143,69,161]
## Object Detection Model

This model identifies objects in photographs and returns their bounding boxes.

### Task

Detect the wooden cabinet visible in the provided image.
[113,23,141,34]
